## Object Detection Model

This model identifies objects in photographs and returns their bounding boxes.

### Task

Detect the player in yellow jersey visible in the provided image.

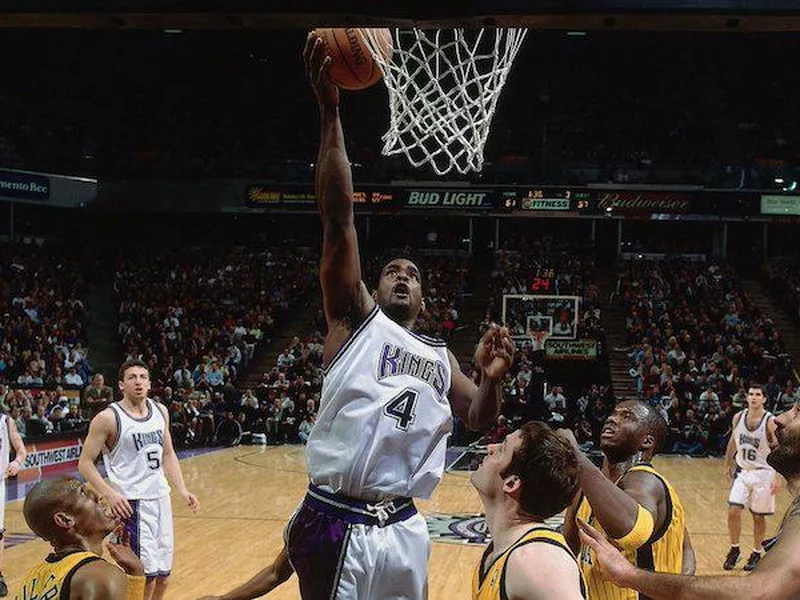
[559,400,694,600]
[578,402,800,600]
[16,476,145,600]
[471,421,587,600]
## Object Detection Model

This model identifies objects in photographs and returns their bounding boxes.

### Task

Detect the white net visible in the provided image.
[362,28,528,176]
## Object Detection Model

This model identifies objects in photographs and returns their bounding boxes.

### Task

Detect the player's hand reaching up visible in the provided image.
[107,525,145,576]
[475,324,515,380]
[304,31,339,110]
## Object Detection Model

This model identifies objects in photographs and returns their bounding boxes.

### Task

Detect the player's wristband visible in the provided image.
[614,505,655,550]
[125,574,146,600]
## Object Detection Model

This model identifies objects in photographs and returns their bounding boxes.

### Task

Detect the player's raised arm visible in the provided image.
[303,31,373,338]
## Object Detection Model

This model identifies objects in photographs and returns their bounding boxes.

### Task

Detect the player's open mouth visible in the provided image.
[601,425,616,438]
[393,283,409,297]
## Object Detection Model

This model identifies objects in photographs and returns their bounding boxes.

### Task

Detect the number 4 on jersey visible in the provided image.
[383,389,419,431]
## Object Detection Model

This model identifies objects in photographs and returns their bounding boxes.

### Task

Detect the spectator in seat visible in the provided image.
[64,366,83,388]
[83,373,114,420]
[298,413,315,445]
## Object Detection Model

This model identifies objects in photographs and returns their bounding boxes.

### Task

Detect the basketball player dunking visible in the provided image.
[280,32,515,600]
[559,400,694,600]
[0,409,26,597]
[79,359,199,600]
[722,382,779,571]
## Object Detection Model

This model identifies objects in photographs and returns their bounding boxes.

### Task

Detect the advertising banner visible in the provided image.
[403,189,496,209]
[17,436,83,481]
[596,191,691,213]
[761,194,800,216]
[0,169,50,201]
[545,339,599,360]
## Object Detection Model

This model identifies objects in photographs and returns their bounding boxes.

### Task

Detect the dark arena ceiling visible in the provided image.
[3,0,800,31]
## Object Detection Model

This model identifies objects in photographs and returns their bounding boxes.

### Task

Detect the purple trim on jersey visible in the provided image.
[123,499,141,557]
[286,497,352,600]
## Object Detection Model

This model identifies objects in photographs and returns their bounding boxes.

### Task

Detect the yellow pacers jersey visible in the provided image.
[473,525,587,600]
[577,464,685,600]
[16,551,101,600]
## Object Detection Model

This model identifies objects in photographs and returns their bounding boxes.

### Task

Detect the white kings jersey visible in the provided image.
[733,408,774,471]
[103,399,170,500]
[306,305,453,501]
[0,414,9,479]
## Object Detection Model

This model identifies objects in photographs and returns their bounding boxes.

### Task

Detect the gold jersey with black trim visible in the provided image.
[16,550,101,600]
[576,464,686,600]
[472,525,587,600]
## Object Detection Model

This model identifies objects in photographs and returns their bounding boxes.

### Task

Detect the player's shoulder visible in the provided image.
[90,406,118,429]
[69,557,127,593]
[505,540,582,597]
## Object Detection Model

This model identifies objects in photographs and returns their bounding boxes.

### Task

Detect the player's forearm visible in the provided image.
[12,440,27,464]
[163,451,188,493]
[78,459,118,497]
[219,565,291,600]
[316,106,354,225]
[467,375,502,431]
[575,453,641,539]
[623,568,770,600]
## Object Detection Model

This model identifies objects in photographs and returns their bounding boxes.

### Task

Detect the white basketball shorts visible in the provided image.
[286,485,430,599]
[729,468,776,515]
[122,496,174,577]
[0,477,6,534]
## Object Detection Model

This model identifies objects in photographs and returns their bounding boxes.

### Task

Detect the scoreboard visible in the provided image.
[503,188,592,212]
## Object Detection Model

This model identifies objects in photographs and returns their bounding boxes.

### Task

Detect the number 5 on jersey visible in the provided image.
[384,389,419,431]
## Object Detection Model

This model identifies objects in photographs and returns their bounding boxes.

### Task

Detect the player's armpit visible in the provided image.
[504,543,584,600]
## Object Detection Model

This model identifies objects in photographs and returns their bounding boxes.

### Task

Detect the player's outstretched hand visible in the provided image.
[577,518,636,587]
[107,525,145,576]
[183,489,200,514]
[303,30,339,110]
[475,324,515,380]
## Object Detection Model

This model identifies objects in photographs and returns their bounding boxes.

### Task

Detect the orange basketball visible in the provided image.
[313,28,393,91]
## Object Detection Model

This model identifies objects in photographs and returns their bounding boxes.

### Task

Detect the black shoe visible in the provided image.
[0,573,7,597]
[723,546,740,570]
[743,551,762,572]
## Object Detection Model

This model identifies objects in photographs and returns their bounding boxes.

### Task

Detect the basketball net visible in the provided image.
[529,330,550,353]
[362,28,528,176]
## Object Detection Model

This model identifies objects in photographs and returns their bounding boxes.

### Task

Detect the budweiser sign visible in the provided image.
[597,191,691,213]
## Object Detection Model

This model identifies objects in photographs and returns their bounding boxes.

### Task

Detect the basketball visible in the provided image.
[313,27,392,91]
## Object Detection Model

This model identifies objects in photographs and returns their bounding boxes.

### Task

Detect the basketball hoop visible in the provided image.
[362,28,528,176]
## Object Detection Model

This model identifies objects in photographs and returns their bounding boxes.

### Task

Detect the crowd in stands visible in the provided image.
[765,258,800,325]
[618,256,796,456]
[114,246,317,392]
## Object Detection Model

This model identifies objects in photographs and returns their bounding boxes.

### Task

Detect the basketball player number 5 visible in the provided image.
[383,389,419,431]
[147,450,161,470]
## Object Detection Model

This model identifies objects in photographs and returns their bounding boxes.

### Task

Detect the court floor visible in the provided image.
[4,447,792,598]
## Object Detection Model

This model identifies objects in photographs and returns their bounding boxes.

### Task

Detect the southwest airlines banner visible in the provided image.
[545,339,599,360]
[17,436,83,481]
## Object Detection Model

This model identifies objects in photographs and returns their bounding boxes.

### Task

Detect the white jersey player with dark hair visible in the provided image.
[79,359,199,600]
[722,382,779,572]
[0,410,27,597]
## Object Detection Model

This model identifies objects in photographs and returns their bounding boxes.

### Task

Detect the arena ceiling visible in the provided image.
[2,0,800,31]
